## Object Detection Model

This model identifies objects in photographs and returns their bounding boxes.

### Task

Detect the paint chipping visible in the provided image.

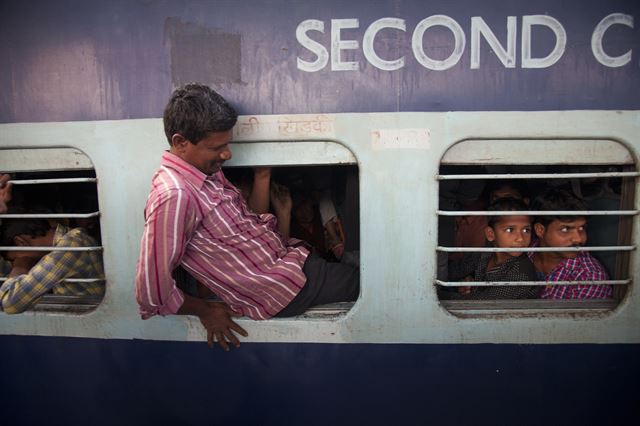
[164,18,242,86]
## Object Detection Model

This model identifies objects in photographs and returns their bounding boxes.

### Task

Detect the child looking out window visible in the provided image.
[442,197,540,300]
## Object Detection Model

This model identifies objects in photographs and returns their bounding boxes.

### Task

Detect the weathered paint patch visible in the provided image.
[8,40,123,122]
[233,114,336,140]
[164,17,242,87]
[372,128,431,150]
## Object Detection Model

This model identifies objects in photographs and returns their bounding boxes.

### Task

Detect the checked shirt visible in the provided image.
[0,224,104,313]
[539,251,612,299]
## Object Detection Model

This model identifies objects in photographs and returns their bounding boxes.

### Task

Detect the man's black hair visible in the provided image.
[163,83,238,145]
[1,218,50,245]
[531,188,587,227]
[485,179,528,200]
[1,205,54,245]
[487,197,530,227]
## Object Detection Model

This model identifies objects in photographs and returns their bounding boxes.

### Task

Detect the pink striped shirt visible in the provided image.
[135,152,309,320]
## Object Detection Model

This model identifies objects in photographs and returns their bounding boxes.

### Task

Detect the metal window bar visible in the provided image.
[435,279,630,287]
[437,246,634,288]
[0,212,100,219]
[0,176,105,307]
[8,178,97,185]
[436,172,639,180]
[436,170,636,293]
[1,178,100,218]
[0,277,103,283]
[440,299,619,314]
[437,246,635,253]
[0,246,102,252]
[437,247,634,287]
[437,210,639,216]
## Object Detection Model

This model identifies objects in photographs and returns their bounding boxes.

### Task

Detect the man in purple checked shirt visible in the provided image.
[135,83,359,350]
[528,188,612,299]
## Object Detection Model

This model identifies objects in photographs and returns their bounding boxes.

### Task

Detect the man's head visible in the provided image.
[484,197,532,259]
[532,188,588,258]
[486,180,529,205]
[1,216,55,261]
[164,83,238,175]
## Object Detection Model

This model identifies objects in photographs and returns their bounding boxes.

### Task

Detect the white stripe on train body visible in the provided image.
[0,111,638,344]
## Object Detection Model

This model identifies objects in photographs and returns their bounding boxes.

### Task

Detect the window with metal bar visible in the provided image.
[436,140,637,316]
[209,164,360,319]
[0,148,104,314]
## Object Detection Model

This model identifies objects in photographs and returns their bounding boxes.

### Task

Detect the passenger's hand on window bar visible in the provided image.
[0,174,12,214]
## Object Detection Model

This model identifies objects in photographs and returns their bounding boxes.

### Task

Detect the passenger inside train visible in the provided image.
[486,179,530,205]
[226,166,349,261]
[134,83,359,350]
[0,174,12,278]
[530,188,612,299]
[441,197,540,300]
[0,173,105,314]
[438,166,623,306]
[451,179,529,261]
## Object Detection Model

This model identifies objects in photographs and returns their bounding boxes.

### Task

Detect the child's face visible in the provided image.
[534,217,587,259]
[485,215,532,258]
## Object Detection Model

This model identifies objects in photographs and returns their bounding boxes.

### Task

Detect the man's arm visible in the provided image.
[177,294,248,350]
[270,183,292,238]
[0,174,13,274]
[135,188,194,317]
[0,173,11,214]
[247,167,271,214]
[0,246,82,314]
[136,185,249,348]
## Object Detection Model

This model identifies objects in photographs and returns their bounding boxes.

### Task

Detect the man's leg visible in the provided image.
[276,251,359,317]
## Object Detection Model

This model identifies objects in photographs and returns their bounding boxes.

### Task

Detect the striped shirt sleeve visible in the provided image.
[135,184,197,319]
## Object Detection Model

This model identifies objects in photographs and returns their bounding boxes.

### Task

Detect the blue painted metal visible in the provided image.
[0,335,638,426]
[0,0,638,123]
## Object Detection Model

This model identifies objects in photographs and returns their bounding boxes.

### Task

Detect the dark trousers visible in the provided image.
[276,250,359,317]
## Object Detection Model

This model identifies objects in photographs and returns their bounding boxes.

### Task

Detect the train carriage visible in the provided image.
[1,1,638,425]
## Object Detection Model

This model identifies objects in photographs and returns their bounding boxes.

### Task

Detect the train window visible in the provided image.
[0,148,104,314]
[218,135,360,319]
[222,164,360,318]
[436,139,637,317]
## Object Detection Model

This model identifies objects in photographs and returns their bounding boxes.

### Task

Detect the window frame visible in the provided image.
[224,141,360,319]
[437,138,638,317]
[0,148,105,314]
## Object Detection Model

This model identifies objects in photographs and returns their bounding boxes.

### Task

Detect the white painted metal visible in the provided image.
[0,212,100,219]
[0,112,637,345]
[438,172,639,179]
[437,210,639,216]
[9,178,97,184]
[437,246,635,252]
[0,277,103,283]
[441,139,634,165]
[435,279,631,287]
[0,148,94,171]
[226,141,356,166]
[0,246,103,251]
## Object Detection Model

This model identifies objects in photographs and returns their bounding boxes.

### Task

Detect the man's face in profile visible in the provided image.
[177,130,233,175]
[536,217,588,259]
